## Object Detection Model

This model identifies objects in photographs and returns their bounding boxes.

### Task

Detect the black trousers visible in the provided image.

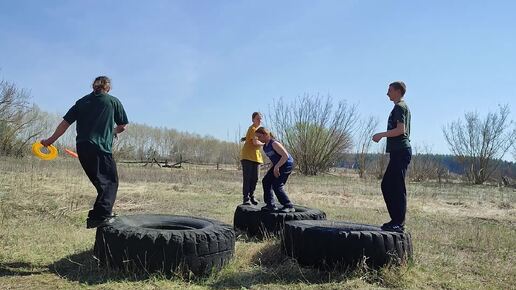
[381,147,412,226]
[77,142,119,219]
[241,159,260,201]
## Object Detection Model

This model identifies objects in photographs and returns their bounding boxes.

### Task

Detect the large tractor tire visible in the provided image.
[233,204,326,238]
[283,220,413,269]
[94,214,235,276]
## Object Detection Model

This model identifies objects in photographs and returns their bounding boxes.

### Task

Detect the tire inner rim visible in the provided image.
[140,223,199,230]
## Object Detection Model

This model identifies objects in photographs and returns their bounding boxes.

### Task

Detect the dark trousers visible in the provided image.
[381,148,412,226]
[77,142,119,219]
[262,167,293,207]
[241,159,260,201]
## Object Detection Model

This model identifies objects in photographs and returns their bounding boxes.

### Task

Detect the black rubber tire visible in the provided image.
[282,220,413,269]
[93,214,235,276]
[233,204,326,238]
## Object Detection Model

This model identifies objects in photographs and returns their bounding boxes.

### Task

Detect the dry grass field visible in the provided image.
[0,156,515,289]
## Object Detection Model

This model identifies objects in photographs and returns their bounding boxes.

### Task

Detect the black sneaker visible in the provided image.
[242,200,252,206]
[249,196,259,205]
[381,221,394,230]
[382,224,405,233]
[261,204,278,212]
[279,206,295,213]
[86,218,106,229]
[86,215,116,229]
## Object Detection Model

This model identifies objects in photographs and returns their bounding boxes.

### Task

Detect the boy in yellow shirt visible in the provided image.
[240,112,264,205]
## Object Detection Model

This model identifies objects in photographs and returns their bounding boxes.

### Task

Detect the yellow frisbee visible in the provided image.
[32,142,58,160]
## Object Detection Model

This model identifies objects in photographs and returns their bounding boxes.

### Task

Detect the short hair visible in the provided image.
[389,81,406,96]
[92,76,111,93]
[252,112,262,119]
[255,126,274,139]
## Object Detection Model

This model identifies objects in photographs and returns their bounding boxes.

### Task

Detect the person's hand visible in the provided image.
[40,138,53,147]
[372,133,383,143]
[273,166,280,178]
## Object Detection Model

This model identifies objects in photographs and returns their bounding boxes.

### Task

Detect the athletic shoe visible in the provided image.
[86,218,109,229]
[261,204,278,212]
[381,221,393,230]
[382,224,405,233]
[279,206,295,213]
[86,214,117,229]
[250,196,259,205]
[242,200,252,206]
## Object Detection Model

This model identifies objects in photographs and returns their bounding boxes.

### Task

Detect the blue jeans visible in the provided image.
[262,166,293,207]
[381,147,412,226]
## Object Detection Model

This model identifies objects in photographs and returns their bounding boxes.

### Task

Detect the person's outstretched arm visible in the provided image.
[41,120,71,146]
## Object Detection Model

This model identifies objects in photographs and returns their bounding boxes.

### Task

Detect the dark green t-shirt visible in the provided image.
[63,92,128,153]
[386,100,411,152]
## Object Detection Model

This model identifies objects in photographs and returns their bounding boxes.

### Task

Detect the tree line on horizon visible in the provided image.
[1,78,515,185]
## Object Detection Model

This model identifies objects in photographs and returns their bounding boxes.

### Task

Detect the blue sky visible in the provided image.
[1,1,515,155]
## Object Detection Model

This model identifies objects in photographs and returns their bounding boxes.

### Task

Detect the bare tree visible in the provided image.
[408,144,430,182]
[0,80,28,124]
[354,116,379,178]
[409,144,448,182]
[231,127,243,169]
[443,104,516,184]
[268,95,358,175]
[111,121,241,164]
[0,80,43,156]
[434,156,449,184]
[10,105,47,156]
[372,140,388,180]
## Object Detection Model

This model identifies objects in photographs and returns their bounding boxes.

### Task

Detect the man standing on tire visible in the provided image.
[372,81,411,233]
[42,76,128,229]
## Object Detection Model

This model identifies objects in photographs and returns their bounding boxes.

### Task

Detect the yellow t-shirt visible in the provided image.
[240,125,263,163]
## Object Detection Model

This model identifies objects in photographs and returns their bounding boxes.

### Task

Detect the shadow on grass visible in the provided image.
[209,241,332,289]
[48,249,152,285]
[48,243,409,288]
[209,241,409,289]
[0,261,46,277]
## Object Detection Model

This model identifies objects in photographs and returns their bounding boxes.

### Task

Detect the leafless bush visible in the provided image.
[268,95,358,175]
[112,123,237,163]
[231,127,243,169]
[372,141,388,180]
[408,145,445,182]
[443,104,515,184]
[0,80,42,156]
[354,116,379,178]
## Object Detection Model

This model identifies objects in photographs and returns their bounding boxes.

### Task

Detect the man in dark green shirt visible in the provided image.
[372,81,412,233]
[42,76,128,228]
